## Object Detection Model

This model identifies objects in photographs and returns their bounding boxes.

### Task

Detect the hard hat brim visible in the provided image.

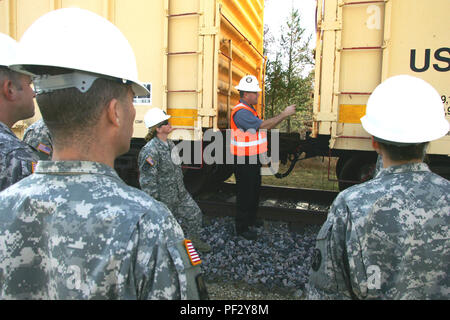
[234,85,262,93]
[146,115,171,128]
[131,81,150,97]
[10,63,150,97]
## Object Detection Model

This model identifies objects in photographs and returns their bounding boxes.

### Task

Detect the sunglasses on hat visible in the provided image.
[158,120,169,127]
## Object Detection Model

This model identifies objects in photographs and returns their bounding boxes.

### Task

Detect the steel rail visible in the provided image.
[196,183,338,226]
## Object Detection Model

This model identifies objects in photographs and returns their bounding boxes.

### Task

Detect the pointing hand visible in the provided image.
[283,105,297,117]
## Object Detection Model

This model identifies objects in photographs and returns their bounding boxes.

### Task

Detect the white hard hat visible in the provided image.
[235,75,262,92]
[361,75,449,144]
[0,33,18,68]
[144,108,171,128]
[9,8,149,96]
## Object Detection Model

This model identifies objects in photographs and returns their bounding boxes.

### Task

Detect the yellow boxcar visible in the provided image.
[1,0,265,141]
[314,0,450,188]
[1,0,265,189]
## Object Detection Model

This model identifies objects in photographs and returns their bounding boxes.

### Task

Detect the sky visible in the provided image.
[263,0,317,57]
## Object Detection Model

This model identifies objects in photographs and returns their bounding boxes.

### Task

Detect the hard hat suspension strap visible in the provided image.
[33,71,98,94]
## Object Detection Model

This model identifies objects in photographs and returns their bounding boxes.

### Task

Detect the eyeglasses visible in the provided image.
[158,120,169,127]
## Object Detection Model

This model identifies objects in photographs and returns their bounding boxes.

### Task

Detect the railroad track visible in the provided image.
[195,182,338,227]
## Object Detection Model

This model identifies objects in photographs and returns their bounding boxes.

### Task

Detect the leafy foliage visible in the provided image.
[264,6,314,135]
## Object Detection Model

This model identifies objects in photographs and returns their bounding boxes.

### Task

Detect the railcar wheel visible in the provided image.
[338,153,377,191]
[336,155,349,179]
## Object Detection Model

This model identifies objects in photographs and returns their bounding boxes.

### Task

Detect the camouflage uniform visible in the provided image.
[307,163,449,299]
[0,160,203,300]
[374,155,383,177]
[0,121,39,192]
[138,137,203,241]
[23,119,53,160]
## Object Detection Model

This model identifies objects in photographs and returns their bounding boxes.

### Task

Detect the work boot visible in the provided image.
[191,236,212,253]
[236,229,258,241]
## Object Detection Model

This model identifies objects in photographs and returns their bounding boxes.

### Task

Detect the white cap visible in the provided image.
[235,75,262,92]
[10,8,149,96]
[144,108,171,128]
[361,75,449,144]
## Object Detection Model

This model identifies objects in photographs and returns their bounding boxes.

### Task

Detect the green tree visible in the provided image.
[264,5,314,134]
[280,7,312,133]
[265,51,285,119]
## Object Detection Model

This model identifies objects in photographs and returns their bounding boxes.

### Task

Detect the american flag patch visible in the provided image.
[146,156,155,166]
[37,143,52,155]
[184,239,201,266]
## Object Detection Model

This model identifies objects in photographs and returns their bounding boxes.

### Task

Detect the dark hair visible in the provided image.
[239,91,246,99]
[376,139,429,161]
[34,67,129,145]
[0,66,23,89]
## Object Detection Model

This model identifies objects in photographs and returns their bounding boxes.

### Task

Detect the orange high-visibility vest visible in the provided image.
[230,103,268,156]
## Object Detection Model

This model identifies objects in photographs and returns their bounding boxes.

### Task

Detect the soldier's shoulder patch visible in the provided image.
[184,239,202,266]
[146,156,155,166]
[37,143,52,155]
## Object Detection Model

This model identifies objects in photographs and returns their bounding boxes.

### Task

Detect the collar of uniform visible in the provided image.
[154,136,171,150]
[0,121,17,138]
[35,160,121,180]
[239,99,256,112]
[378,162,431,178]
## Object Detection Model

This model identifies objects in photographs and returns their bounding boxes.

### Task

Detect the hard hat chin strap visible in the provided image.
[33,71,99,94]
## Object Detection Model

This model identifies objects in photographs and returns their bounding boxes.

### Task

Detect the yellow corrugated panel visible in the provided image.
[220,0,263,49]
[219,0,265,119]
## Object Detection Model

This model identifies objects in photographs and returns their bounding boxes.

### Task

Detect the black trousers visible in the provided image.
[234,159,261,233]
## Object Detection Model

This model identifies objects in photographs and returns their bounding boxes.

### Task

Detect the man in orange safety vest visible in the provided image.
[230,75,296,240]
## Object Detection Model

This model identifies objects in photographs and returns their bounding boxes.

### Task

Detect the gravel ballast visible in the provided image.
[198,217,320,299]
